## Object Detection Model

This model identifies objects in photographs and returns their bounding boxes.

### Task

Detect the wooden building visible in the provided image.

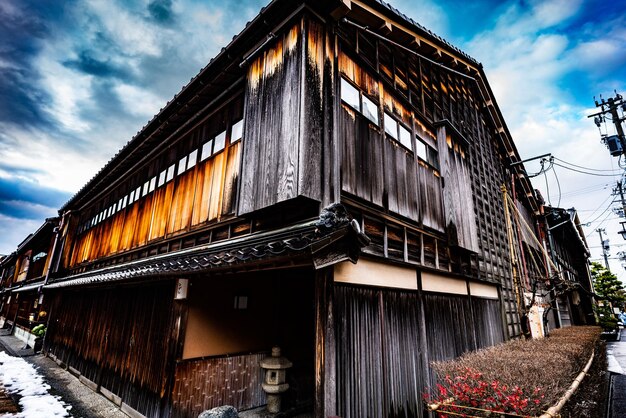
[543,207,594,328]
[0,218,59,346]
[1,0,571,417]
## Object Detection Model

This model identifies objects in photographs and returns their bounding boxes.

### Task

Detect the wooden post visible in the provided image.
[160,280,189,417]
[314,267,336,417]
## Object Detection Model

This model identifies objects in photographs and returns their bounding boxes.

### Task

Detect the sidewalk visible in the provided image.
[0,331,127,418]
[607,329,626,418]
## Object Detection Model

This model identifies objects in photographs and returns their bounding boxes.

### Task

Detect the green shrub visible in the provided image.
[31,324,46,337]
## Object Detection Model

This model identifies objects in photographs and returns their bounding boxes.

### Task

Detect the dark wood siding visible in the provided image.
[67,99,243,269]
[437,126,479,252]
[335,285,425,418]
[338,51,444,229]
[45,283,175,418]
[238,20,323,215]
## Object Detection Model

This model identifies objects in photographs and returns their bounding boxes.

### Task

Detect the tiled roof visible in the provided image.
[45,205,368,290]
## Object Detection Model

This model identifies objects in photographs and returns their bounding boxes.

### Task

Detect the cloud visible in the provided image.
[0,177,71,211]
[148,0,176,25]
[0,215,42,255]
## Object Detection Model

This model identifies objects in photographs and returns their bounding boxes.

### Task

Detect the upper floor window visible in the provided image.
[384,112,412,151]
[231,119,244,143]
[415,137,439,169]
[341,77,379,126]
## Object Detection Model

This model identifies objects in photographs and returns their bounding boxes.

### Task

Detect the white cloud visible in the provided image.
[84,0,164,57]
[0,215,42,255]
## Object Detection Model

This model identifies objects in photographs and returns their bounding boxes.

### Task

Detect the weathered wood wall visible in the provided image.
[171,353,267,418]
[65,97,243,269]
[336,22,519,335]
[238,19,324,215]
[436,126,479,252]
[45,283,175,417]
[334,283,504,418]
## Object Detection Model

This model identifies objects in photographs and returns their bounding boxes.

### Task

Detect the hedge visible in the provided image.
[428,326,601,417]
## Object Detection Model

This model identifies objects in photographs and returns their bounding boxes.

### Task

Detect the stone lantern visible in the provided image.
[259,346,292,413]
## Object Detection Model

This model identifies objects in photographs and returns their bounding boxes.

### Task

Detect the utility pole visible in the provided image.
[597,228,610,270]
[588,92,626,158]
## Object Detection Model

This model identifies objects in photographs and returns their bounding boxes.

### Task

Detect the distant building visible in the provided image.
[0,1,594,417]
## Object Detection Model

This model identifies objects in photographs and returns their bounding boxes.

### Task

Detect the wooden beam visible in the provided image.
[330,0,351,20]
[314,268,336,418]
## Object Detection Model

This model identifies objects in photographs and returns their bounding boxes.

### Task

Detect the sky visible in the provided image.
[1,0,625,280]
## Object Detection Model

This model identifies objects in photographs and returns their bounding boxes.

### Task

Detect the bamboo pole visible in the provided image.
[538,350,595,418]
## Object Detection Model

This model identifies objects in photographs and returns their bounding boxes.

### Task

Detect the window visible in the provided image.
[384,112,398,139]
[341,77,380,126]
[201,139,213,161]
[384,111,413,151]
[166,164,175,182]
[135,187,141,201]
[416,137,439,169]
[158,170,166,187]
[142,181,149,197]
[177,156,188,176]
[399,124,412,150]
[214,130,226,153]
[118,198,123,210]
[129,190,135,203]
[149,176,156,193]
[361,95,378,125]
[341,78,360,110]
[187,150,198,170]
[231,119,244,143]
[122,195,128,208]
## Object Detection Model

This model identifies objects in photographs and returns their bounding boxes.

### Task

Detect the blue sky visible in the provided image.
[1,0,625,277]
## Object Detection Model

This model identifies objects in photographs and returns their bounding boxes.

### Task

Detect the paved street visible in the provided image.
[0,332,126,418]
[607,330,626,418]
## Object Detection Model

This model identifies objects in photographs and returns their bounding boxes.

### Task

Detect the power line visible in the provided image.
[553,157,623,173]
[552,162,623,177]
[552,165,562,207]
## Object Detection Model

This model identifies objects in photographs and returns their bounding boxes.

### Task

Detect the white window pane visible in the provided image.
[135,187,141,201]
[177,156,187,175]
[384,113,398,139]
[427,147,439,169]
[231,119,243,142]
[158,170,166,187]
[112,203,117,213]
[340,78,360,110]
[416,139,428,161]
[166,164,175,182]
[122,195,128,208]
[399,124,412,150]
[361,95,379,125]
[149,176,156,192]
[187,150,198,169]
[142,181,149,197]
[118,198,123,209]
[201,140,213,161]
[214,131,226,153]
[129,190,135,203]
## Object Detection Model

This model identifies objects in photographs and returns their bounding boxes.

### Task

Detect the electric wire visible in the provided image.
[581,197,615,226]
[552,164,562,207]
[552,162,623,177]
[595,207,616,229]
[543,162,551,206]
[553,157,623,173]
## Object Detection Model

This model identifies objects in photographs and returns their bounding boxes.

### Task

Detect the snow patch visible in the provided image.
[0,352,71,417]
